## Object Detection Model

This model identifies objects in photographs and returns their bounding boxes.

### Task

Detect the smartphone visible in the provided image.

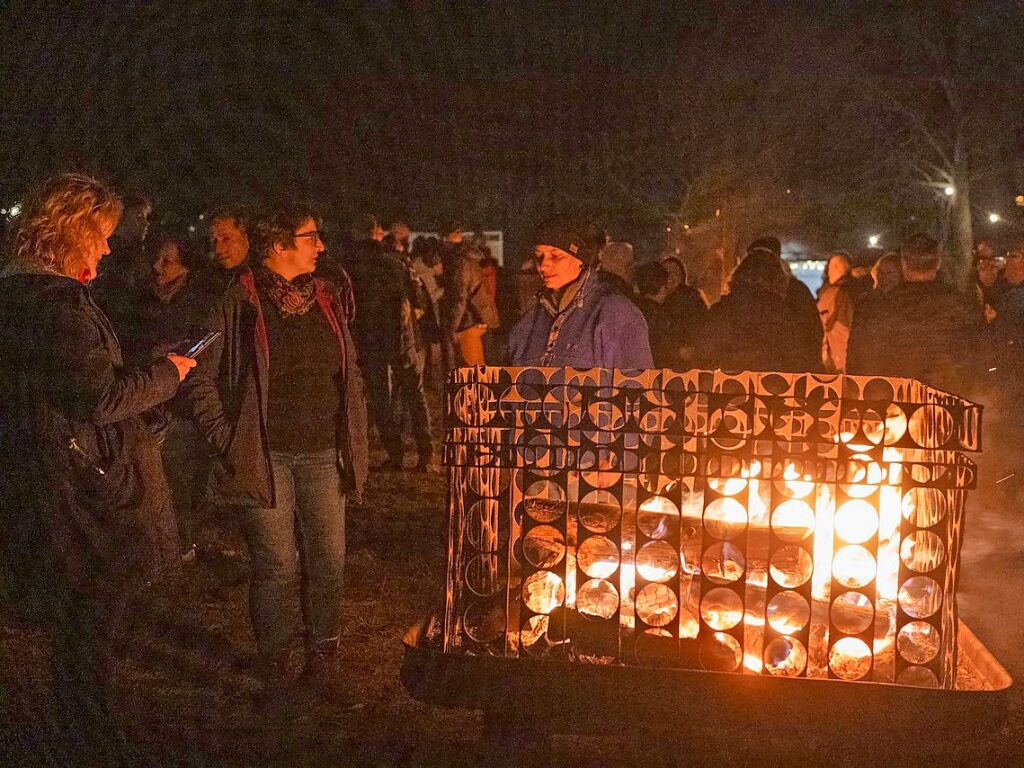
[182,330,223,359]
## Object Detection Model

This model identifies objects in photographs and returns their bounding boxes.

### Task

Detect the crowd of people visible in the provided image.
[2,171,1023,763]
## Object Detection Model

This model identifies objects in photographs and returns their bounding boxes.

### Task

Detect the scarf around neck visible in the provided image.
[254,264,316,316]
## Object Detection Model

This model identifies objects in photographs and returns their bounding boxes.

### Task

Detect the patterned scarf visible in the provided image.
[254,264,316,316]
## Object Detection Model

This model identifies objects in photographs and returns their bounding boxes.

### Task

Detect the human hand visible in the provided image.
[166,353,198,382]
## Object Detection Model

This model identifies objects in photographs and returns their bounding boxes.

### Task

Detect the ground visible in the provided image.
[3,465,1024,766]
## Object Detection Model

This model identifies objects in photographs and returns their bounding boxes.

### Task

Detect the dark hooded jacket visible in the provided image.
[507,269,653,369]
[182,267,368,506]
[0,269,181,617]
[695,287,820,373]
[847,280,980,396]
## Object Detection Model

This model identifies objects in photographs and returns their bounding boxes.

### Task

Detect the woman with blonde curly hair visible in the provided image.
[0,173,195,762]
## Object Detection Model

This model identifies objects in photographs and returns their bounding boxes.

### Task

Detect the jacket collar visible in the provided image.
[538,268,591,318]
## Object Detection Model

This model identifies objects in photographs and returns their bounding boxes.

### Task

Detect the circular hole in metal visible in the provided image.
[638,495,679,539]
[701,587,744,631]
[908,405,954,449]
[524,480,566,523]
[898,576,942,619]
[703,497,748,540]
[636,540,679,583]
[522,525,565,570]
[699,631,742,672]
[577,535,619,579]
[766,590,810,635]
[883,404,908,445]
[901,487,948,527]
[771,499,815,543]
[522,570,565,615]
[578,490,622,533]
[829,636,872,680]
[774,466,815,499]
[463,599,504,643]
[576,578,619,620]
[764,636,808,677]
[832,545,876,589]
[834,499,879,545]
[900,530,946,573]
[466,499,496,549]
[702,541,746,585]
[830,590,874,635]
[769,545,813,589]
[464,554,501,596]
[895,665,939,688]
[636,583,678,628]
[897,621,941,665]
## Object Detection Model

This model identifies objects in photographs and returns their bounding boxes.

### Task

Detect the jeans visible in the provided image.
[241,450,346,659]
[161,417,211,553]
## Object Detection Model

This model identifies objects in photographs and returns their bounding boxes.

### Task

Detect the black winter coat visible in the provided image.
[695,288,820,373]
[847,280,980,396]
[183,268,369,507]
[0,270,181,616]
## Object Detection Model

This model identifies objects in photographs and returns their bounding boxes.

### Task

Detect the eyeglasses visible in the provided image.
[294,230,324,243]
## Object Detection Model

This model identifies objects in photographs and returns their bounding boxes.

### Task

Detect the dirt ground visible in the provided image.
[4,464,1024,766]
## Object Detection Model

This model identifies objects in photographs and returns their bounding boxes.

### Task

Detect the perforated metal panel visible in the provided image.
[443,367,980,689]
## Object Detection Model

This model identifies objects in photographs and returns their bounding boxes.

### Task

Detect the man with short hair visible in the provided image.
[185,204,368,696]
[848,233,979,395]
[207,207,251,290]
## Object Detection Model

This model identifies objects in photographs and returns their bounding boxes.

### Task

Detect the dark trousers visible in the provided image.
[47,580,133,766]
[161,417,211,553]
[364,355,433,463]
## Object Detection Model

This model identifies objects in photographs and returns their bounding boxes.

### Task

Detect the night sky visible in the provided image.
[2,1,1022,258]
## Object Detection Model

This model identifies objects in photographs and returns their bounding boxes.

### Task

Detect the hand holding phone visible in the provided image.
[181,330,223,358]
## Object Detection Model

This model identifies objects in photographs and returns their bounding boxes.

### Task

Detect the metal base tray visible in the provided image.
[402,616,1011,755]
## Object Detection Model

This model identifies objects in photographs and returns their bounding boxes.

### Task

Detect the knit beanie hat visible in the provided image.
[532,216,599,266]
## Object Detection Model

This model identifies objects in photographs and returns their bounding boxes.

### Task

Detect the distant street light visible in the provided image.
[868,235,880,247]
[989,212,1001,223]
[944,186,956,197]
[9,203,21,217]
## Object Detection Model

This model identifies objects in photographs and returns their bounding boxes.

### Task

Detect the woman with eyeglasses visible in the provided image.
[183,204,367,701]
[0,173,196,762]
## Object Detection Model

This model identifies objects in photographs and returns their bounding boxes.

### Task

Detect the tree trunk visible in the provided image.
[949,141,974,290]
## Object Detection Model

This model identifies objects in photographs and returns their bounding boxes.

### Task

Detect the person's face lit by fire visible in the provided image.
[534,244,583,290]
[1005,248,1024,286]
[661,259,684,293]
[77,218,117,283]
[266,218,324,281]
[210,217,249,269]
[152,241,188,286]
[826,254,851,286]
[976,257,1002,287]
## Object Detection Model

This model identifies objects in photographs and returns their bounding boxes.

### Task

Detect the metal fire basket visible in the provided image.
[403,366,1011,753]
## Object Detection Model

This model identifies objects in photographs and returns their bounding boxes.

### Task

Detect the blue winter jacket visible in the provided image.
[507,270,654,369]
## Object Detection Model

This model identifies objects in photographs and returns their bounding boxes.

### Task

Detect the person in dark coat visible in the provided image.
[507,217,653,369]
[695,250,819,373]
[183,203,368,696]
[746,237,824,369]
[347,216,433,470]
[635,261,703,369]
[0,174,195,763]
[848,233,980,397]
